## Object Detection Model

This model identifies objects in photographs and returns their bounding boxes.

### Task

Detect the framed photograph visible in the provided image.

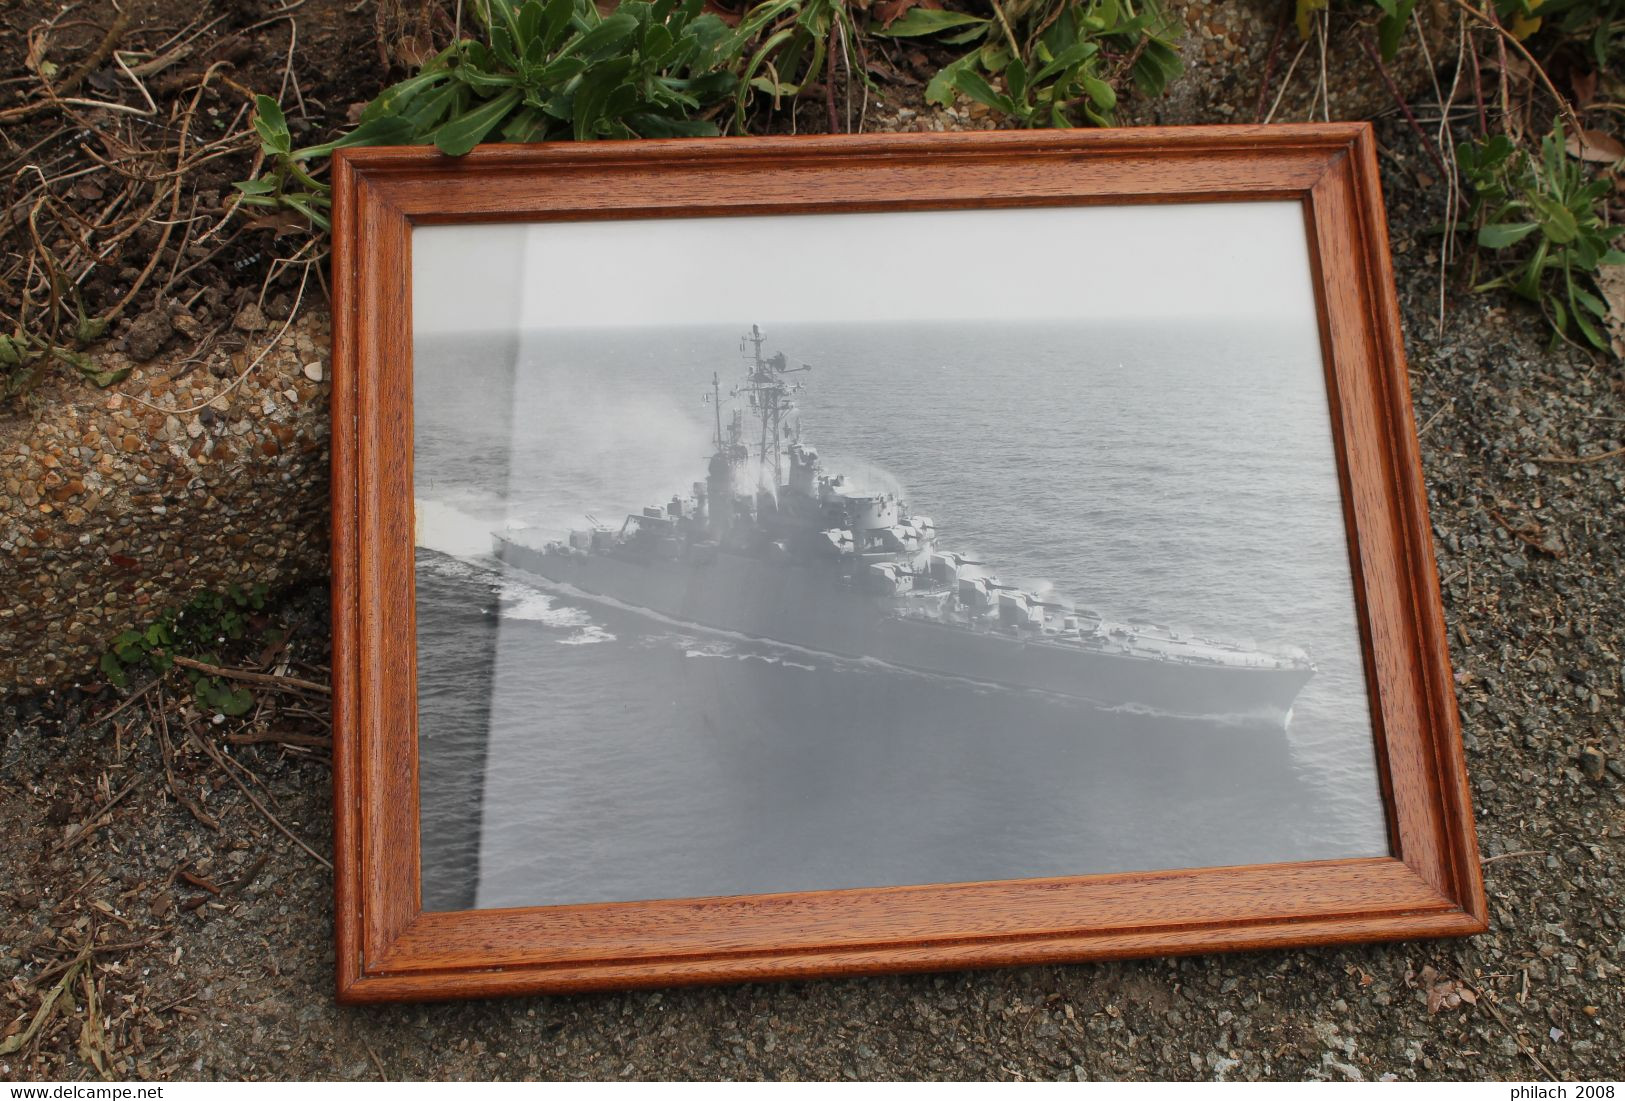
[329,125,1485,1003]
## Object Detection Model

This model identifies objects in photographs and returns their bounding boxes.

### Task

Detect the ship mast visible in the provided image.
[738,323,808,490]
[711,371,723,452]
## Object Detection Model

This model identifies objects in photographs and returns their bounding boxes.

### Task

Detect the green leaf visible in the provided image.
[874,9,989,37]
[1477,222,1540,249]
[403,81,466,133]
[432,88,523,155]
[515,0,544,49]
[950,68,1015,114]
[1570,289,1605,347]
[1082,74,1116,111]
[1531,196,1580,245]
[203,681,255,717]
[293,115,417,160]
[279,194,331,232]
[626,112,719,137]
[572,58,635,139]
[232,178,279,195]
[565,11,640,61]
[74,314,107,344]
[1377,0,1417,61]
[252,96,291,156]
[1005,58,1028,106]
[83,365,130,388]
[539,0,576,48]
[940,24,990,46]
[360,70,451,124]
[99,652,127,688]
[1572,285,1608,317]
[501,106,553,142]
[642,22,674,59]
[1031,40,1098,84]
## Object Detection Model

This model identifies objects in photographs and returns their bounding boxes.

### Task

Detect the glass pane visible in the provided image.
[410,204,1386,912]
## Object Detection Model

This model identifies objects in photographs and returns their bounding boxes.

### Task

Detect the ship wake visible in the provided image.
[522,573,1294,729]
[415,498,616,645]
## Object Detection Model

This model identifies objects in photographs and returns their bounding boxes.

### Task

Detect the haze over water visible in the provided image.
[413,320,1389,911]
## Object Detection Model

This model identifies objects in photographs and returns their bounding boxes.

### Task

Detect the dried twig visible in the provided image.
[1445,0,1582,137]
[1263,35,1313,126]
[90,677,161,728]
[0,947,91,1057]
[1358,33,1452,185]
[225,729,332,750]
[152,691,221,831]
[190,728,332,869]
[53,778,141,852]
[1478,991,1558,1081]
[1532,446,1625,465]
[0,9,132,124]
[171,654,330,695]
[1253,3,1293,123]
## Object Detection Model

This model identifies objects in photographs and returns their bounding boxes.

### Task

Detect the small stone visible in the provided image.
[48,479,84,502]
[1579,747,1607,782]
[122,308,175,361]
[186,419,204,439]
[120,434,141,453]
[302,361,323,382]
[234,302,269,332]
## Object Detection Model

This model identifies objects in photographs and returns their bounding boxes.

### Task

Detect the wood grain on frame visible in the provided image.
[329,125,1485,1003]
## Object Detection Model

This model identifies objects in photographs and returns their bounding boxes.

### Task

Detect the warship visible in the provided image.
[493,326,1316,720]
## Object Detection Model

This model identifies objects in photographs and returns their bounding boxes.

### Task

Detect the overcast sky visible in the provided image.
[413,202,1318,335]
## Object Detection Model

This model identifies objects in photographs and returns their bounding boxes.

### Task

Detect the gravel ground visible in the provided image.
[1,119,1621,1081]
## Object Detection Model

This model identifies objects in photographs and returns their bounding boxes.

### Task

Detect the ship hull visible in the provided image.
[494,538,1313,722]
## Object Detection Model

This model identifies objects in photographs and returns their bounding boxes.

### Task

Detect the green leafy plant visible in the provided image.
[3,278,121,401]
[877,0,1182,128]
[1504,0,1625,67]
[100,584,276,717]
[238,0,741,230]
[1458,125,1625,349]
[727,0,867,129]
[1371,0,1419,60]
[1,332,124,401]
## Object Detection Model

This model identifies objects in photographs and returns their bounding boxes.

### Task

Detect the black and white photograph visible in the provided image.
[410,203,1389,912]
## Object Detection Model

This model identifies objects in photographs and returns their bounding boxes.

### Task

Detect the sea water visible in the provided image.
[412,321,1388,911]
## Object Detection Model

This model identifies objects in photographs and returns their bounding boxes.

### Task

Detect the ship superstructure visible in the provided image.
[494,326,1315,720]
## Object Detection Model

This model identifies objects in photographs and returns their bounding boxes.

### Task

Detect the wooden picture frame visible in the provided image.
[329,124,1485,1004]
